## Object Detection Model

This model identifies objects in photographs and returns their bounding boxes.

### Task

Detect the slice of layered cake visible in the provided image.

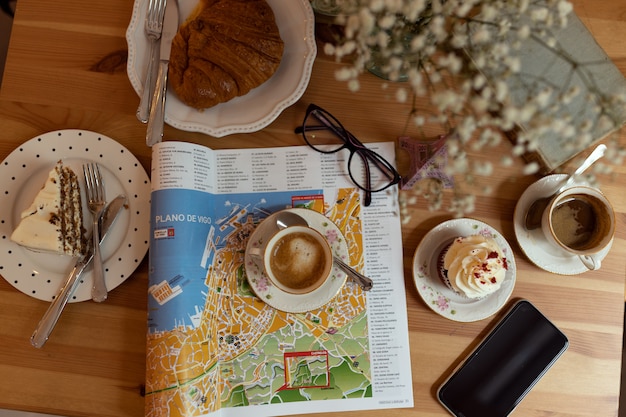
[11,160,85,256]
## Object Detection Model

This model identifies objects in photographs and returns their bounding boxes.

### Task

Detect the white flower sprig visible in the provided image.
[322,0,626,216]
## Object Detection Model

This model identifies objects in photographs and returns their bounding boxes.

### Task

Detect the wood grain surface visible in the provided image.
[0,0,624,416]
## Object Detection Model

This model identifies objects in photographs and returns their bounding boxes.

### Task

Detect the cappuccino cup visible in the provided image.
[249,225,333,294]
[541,185,615,270]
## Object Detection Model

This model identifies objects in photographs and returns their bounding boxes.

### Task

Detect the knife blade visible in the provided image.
[146,0,179,147]
[30,194,128,348]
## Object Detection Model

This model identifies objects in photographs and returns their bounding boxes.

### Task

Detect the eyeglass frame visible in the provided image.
[295,103,402,206]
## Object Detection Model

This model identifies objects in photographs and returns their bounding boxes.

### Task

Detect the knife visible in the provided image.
[30,194,128,348]
[146,0,179,147]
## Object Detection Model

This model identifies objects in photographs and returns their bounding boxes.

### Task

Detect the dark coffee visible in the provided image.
[550,193,610,250]
[269,231,329,291]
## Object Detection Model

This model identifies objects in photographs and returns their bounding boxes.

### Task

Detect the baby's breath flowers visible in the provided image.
[320,0,626,216]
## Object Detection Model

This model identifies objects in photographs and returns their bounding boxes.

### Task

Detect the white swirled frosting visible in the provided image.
[443,235,508,299]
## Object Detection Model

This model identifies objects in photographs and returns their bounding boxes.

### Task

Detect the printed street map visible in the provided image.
[146,142,413,417]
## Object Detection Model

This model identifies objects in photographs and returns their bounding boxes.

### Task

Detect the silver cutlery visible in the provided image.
[30,195,127,348]
[146,0,178,147]
[275,211,374,291]
[136,0,167,123]
[83,163,108,302]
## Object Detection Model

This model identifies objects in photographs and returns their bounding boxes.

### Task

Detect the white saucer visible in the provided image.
[0,130,151,302]
[244,208,348,313]
[412,218,516,322]
[513,174,613,275]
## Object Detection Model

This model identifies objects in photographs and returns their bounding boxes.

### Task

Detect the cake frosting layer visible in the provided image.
[443,234,508,299]
[11,160,84,256]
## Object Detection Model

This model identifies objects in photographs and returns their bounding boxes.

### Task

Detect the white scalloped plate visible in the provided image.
[244,208,348,313]
[413,218,516,322]
[0,130,151,302]
[126,0,317,137]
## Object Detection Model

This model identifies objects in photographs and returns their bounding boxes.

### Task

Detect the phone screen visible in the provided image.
[437,300,568,417]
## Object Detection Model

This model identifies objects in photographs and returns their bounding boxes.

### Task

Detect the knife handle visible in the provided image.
[30,262,88,348]
[136,38,160,123]
[146,60,169,147]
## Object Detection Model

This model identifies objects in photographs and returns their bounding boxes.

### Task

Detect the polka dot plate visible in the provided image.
[0,130,151,302]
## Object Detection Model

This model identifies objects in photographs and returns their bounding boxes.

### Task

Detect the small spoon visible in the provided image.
[276,211,374,291]
[524,144,606,230]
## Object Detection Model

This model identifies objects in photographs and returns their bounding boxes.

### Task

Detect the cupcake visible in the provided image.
[438,235,508,299]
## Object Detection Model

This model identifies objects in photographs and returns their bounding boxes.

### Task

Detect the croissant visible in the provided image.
[169,0,284,110]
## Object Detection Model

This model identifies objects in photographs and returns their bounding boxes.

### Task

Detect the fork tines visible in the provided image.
[83,163,105,204]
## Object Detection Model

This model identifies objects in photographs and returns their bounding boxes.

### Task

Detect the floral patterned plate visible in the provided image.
[412,218,516,322]
[244,208,348,313]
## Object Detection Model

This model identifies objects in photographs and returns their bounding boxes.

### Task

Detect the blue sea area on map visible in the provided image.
[148,188,321,333]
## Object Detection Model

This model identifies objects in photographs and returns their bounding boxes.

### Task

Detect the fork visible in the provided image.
[83,163,108,302]
[136,0,167,123]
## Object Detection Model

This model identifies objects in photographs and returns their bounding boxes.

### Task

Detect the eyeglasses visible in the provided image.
[295,104,401,206]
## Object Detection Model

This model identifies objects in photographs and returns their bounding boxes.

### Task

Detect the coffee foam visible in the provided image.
[288,237,322,271]
[270,232,328,291]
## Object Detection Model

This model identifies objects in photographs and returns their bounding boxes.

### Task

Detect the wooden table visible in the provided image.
[0,1,624,416]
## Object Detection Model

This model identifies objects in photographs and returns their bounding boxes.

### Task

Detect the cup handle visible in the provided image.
[579,254,601,270]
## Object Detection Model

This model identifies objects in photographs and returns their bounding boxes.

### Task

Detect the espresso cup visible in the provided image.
[541,185,615,270]
[249,225,333,294]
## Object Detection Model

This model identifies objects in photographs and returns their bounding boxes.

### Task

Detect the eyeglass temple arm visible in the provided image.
[294,125,327,134]
[351,149,372,206]
[295,124,345,141]
[297,110,348,140]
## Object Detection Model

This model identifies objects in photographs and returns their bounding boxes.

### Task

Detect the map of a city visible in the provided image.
[146,189,370,417]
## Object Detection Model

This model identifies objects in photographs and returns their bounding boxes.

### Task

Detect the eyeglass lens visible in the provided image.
[302,109,347,153]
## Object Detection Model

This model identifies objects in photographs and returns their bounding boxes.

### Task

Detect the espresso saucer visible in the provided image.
[513,174,613,275]
[412,218,516,322]
[244,208,348,313]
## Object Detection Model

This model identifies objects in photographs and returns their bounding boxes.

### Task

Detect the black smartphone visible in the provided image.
[437,299,569,417]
